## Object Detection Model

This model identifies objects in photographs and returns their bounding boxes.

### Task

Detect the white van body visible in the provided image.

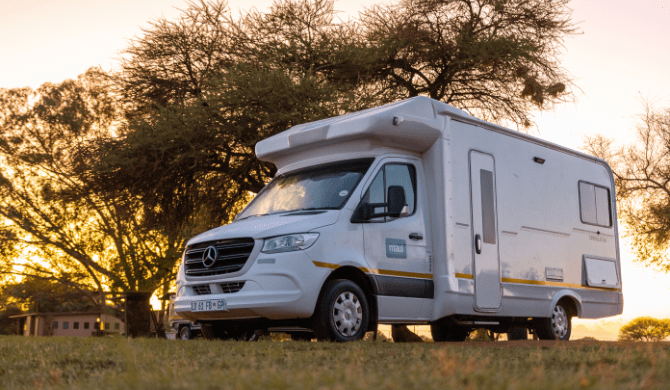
[174,97,622,340]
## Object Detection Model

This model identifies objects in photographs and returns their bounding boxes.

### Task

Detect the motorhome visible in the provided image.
[173,96,622,341]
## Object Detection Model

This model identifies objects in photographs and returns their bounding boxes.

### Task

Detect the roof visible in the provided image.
[254,96,607,170]
[255,96,470,164]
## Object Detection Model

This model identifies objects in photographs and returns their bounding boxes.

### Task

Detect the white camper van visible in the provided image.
[173,97,622,342]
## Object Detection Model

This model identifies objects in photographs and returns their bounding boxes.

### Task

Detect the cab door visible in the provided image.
[358,159,433,319]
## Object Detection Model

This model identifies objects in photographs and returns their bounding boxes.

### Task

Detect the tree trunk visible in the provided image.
[124,292,153,337]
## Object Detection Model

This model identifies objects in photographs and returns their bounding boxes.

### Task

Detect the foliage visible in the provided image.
[0,278,97,314]
[584,102,670,271]
[94,0,577,232]
[359,0,577,126]
[618,316,670,342]
[2,337,670,389]
[0,69,183,297]
[94,0,371,231]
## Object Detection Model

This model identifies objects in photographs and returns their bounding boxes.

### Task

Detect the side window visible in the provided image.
[362,169,385,222]
[579,181,612,227]
[360,163,417,222]
[53,321,58,329]
[63,321,69,330]
[386,164,416,216]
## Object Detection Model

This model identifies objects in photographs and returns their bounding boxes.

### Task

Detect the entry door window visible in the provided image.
[361,163,416,222]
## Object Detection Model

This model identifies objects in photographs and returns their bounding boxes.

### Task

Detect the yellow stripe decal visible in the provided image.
[455,273,474,279]
[312,261,340,270]
[313,263,620,291]
[455,272,620,291]
[312,261,432,279]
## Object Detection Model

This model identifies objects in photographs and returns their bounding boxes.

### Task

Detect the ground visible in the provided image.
[1,336,669,389]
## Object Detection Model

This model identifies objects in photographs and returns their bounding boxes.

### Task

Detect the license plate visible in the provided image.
[191,299,226,312]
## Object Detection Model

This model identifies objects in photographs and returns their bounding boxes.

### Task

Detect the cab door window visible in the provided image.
[360,163,416,222]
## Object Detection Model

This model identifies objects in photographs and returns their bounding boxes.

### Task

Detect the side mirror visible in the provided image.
[387,186,407,217]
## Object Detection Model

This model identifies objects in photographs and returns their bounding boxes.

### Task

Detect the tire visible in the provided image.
[534,302,572,341]
[179,326,192,340]
[507,326,528,341]
[430,317,470,342]
[312,279,369,342]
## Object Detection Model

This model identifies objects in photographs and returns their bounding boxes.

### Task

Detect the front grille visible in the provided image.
[192,284,212,295]
[220,281,245,294]
[184,237,255,277]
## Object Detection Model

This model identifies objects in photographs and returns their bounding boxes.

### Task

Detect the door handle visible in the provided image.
[409,233,423,240]
[475,234,482,254]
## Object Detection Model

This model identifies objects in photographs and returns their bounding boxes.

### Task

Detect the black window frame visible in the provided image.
[578,180,612,228]
[353,162,418,223]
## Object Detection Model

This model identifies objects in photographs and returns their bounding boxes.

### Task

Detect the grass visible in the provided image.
[1,336,670,390]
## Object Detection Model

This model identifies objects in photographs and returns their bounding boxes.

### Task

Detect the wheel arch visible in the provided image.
[549,290,582,318]
[319,266,378,332]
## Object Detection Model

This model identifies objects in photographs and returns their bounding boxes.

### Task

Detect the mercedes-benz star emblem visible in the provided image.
[202,246,218,268]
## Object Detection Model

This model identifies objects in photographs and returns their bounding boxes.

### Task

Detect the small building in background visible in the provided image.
[11,311,124,337]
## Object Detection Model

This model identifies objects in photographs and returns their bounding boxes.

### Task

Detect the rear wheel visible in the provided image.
[534,302,572,340]
[313,280,369,342]
[430,317,470,342]
[179,326,192,340]
[507,326,528,341]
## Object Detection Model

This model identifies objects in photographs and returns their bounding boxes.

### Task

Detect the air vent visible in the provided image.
[183,238,255,277]
[192,284,212,295]
[220,281,245,294]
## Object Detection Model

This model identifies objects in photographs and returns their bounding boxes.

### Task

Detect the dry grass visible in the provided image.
[1,336,670,390]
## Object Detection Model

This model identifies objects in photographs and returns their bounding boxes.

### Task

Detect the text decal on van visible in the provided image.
[385,238,407,259]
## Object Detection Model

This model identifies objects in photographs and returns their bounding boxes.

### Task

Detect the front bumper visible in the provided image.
[174,250,329,322]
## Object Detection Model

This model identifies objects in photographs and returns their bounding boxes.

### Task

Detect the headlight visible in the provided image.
[261,233,319,254]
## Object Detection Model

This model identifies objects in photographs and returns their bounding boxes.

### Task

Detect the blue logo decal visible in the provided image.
[385,238,407,259]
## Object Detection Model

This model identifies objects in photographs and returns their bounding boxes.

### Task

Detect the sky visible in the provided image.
[1,0,670,328]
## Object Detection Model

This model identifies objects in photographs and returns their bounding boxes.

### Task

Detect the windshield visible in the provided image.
[236,159,374,220]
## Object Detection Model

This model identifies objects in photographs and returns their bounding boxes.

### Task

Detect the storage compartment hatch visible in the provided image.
[584,257,619,288]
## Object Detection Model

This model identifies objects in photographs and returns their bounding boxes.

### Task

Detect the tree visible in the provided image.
[94,0,370,231]
[584,102,670,272]
[0,69,183,303]
[95,0,578,233]
[0,278,98,314]
[359,0,577,126]
[618,317,670,342]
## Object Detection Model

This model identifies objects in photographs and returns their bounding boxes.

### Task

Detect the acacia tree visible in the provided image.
[360,0,577,126]
[585,103,670,272]
[618,317,670,342]
[94,0,578,233]
[94,0,370,231]
[0,69,184,304]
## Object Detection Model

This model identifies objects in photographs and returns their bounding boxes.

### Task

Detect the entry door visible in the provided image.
[470,151,501,312]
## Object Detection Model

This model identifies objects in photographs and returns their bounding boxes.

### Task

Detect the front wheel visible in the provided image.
[312,280,369,342]
[534,302,572,340]
[179,326,192,340]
